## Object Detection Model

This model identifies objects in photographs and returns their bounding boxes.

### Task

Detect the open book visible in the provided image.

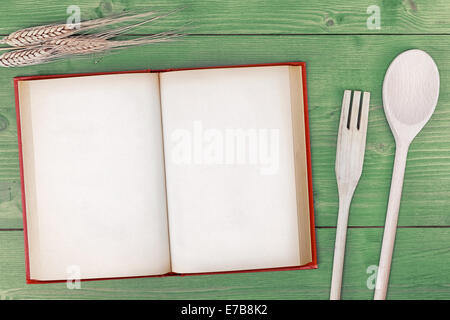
[15,63,316,283]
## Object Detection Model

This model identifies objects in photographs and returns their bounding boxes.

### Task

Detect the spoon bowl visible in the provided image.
[375,49,439,300]
[382,49,440,144]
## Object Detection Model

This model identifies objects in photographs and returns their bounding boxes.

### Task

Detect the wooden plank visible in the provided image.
[0,228,449,299]
[0,0,450,35]
[1,35,450,228]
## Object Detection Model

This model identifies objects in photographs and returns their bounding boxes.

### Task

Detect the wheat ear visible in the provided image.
[0,47,54,67]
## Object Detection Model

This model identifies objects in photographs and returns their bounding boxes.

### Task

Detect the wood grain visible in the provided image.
[1,36,450,228]
[0,228,449,300]
[1,0,450,300]
[0,0,450,35]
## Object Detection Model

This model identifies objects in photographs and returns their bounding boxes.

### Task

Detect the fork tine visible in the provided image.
[339,90,352,132]
[350,91,361,130]
[359,91,370,132]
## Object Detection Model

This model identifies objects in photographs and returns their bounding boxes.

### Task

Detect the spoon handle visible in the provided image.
[374,143,409,300]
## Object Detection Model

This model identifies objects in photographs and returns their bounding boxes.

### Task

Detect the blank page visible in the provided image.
[160,66,303,273]
[18,73,171,280]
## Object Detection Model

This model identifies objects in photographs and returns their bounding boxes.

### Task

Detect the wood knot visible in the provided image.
[326,19,335,27]
[0,114,8,132]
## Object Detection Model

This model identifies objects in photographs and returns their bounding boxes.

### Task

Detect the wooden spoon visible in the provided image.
[375,49,440,299]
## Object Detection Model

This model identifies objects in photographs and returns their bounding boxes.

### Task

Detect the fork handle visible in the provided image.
[374,143,409,300]
[330,191,354,300]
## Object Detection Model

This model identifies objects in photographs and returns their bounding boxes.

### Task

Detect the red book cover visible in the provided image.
[14,62,317,284]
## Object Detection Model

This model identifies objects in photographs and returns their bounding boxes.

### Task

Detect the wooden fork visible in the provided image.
[330,90,370,300]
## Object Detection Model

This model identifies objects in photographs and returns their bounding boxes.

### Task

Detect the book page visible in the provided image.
[160,66,310,273]
[18,73,171,280]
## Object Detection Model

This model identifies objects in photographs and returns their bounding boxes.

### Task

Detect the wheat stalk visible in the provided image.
[0,8,187,67]
[0,11,161,47]
[0,30,182,67]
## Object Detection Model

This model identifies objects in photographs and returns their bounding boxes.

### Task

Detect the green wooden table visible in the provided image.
[1,0,450,300]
